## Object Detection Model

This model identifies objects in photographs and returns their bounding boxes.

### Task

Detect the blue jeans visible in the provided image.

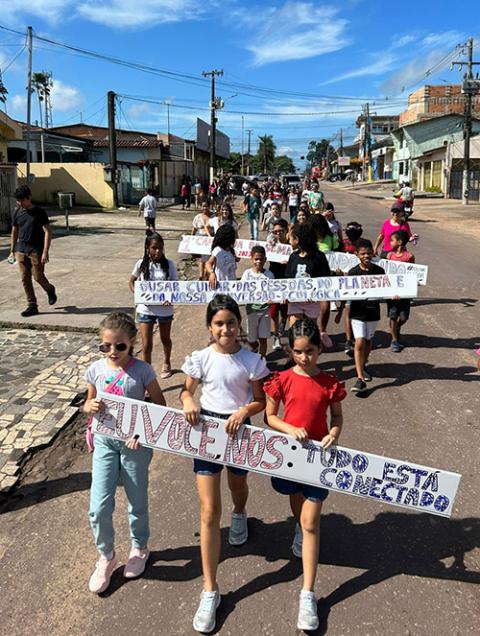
[249,217,259,240]
[89,434,153,556]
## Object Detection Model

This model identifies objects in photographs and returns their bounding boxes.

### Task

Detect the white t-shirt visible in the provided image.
[288,193,299,206]
[192,213,214,236]
[181,345,269,413]
[210,217,239,235]
[139,195,157,218]
[327,218,342,238]
[212,246,236,281]
[241,267,274,284]
[132,258,178,317]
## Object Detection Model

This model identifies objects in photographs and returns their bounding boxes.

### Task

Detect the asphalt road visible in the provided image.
[0,185,479,636]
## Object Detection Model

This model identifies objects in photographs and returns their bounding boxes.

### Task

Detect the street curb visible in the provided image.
[0,321,97,334]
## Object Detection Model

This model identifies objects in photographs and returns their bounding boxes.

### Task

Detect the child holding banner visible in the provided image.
[205,224,238,289]
[268,218,290,350]
[343,239,385,393]
[264,318,345,631]
[84,312,166,594]
[129,232,178,379]
[386,230,415,353]
[286,223,332,348]
[241,245,274,358]
[181,295,269,633]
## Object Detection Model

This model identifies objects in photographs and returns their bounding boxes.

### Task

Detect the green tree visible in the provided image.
[257,134,276,173]
[306,139,337,166]
[217,151,243,174]
[274,155,295,173]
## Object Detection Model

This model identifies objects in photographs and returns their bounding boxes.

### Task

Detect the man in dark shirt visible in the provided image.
[9,185,57,317]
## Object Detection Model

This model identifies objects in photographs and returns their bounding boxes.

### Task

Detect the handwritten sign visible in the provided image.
[179,234,292,264]
[92,394,461,518]
[135,274,418,305]
[178,235,428,284]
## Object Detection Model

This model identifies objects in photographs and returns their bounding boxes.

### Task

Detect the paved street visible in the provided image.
[0,187,479,636]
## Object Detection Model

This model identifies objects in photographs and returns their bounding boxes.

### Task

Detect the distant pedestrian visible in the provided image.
[9,185,57,317]
[138,188,157,232]
[84,311,165,594]
[180,182,190,210]
[243,186,262,239]
[192,202,215,279]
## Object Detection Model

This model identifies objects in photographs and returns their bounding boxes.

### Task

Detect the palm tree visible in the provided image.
[32,72,53,128]
[257,134,276,173]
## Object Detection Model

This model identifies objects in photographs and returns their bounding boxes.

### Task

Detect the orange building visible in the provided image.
[399,84,480,126]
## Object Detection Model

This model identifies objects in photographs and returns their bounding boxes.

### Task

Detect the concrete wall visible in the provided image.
[16,162,115,208]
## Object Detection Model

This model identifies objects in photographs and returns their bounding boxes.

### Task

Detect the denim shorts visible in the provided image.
[137,313,174,325]
[271,476,329,502]
[193,409,249,476]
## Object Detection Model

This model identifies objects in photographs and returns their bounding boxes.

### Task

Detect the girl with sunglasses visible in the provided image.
[83,311,165,595]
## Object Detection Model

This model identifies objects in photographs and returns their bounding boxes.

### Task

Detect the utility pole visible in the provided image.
[26,26,33,183]
[202,69,224,184]
[241,115,245,175]
[452,38,480,204]
[246,129,252,176]
[107,91,119,208]
[365,102,373,182]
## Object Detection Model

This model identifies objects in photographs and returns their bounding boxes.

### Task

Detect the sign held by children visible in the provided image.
[178,235,428,285]
[93,393,461,518]
[135,274,418,306]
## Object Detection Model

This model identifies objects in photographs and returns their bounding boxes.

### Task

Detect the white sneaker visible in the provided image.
[228,511,248,545]
[88,553,117,594]
[193,589,221,633]
[297,590,319,631]
[273,335,283,351]
[291,522,303,558]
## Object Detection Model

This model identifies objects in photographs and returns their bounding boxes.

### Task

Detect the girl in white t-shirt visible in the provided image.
[205,224,238,289]
[192,202,215,279]
[129,233,178,379]
[181,295,269,634]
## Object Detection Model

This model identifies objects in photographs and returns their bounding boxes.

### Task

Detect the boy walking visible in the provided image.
[344,239,385,393]
[386,230,415,352]
[9,185,57,317]
[138,188,157,232]
[241,246,274,358]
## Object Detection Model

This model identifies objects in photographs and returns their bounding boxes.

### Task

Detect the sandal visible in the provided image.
[160,365,173,379]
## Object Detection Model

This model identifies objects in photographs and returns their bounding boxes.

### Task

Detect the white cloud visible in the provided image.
[11,93,27,115]
[1,0,75,24]
[1,0,217,27]
[78,0,216,28]
[322,54,397,85]
[243,2,350,66]
[50,80,83,111]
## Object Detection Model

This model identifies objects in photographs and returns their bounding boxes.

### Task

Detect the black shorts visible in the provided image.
[387,299,411,321]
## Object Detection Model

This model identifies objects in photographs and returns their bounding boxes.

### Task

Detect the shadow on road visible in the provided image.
[95,512,479,633]
[413,297,478,308]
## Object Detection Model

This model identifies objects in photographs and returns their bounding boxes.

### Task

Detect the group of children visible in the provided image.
[85,300,344,632]
[84,195,420,633]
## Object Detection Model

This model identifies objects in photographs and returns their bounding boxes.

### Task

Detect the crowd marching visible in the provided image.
[7,179,479,633]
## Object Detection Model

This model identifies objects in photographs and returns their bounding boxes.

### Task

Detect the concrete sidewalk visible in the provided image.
[0,205,198,330]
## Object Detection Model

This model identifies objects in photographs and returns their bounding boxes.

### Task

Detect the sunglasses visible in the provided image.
[99,342,128,353]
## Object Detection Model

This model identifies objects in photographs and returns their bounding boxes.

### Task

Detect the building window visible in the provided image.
[404,159,409,174]
[399,161,404,174]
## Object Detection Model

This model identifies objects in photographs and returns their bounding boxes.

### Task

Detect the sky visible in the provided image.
[1,0,479,169]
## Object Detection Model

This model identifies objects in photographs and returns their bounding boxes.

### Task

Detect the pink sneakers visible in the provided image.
[88,553,118,594]
[123,547,150,579]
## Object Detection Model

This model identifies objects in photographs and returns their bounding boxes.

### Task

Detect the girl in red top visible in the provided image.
[264,319,346,631]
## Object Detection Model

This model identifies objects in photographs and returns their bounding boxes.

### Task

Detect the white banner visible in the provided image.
[92,394,461,518]
[178,235,428,285]
[135,273,417,305]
